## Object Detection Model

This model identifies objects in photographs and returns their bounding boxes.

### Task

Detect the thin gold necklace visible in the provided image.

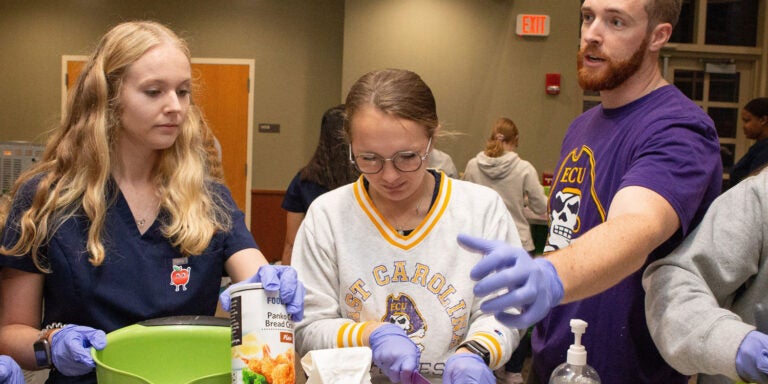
[396,196,426,236]
[135,200,160,230]
[394,175,434,235]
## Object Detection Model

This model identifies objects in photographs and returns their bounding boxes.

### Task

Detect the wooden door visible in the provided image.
[191,62,251,214]
[63,56,253,224]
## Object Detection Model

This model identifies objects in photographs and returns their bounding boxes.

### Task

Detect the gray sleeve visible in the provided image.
[643,171,768,379]
[462,158,478,182]
[522,162,548,216]
[441,155,458,179]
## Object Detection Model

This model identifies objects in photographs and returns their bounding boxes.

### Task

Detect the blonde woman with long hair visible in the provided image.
[0,21,303,383]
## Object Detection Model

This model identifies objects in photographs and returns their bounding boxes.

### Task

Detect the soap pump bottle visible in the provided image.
[549,319,601,384]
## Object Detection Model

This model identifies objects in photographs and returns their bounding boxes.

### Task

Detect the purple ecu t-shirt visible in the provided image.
[534,85,722,384]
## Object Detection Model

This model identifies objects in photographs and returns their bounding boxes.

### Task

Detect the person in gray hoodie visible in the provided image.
[463,117,548,254]
[463,117,548,384]
[644,166,768,383]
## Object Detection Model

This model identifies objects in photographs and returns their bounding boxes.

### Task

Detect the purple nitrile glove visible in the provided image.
[736,331,768,382]
[369,323,420,384]
[458,233,564,329]
[50,325,107,377]
[0,355,24,384]
[219,264,306,321]
[443,353,495,384]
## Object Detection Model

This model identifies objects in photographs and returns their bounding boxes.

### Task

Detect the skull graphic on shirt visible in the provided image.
[545,188,581,252]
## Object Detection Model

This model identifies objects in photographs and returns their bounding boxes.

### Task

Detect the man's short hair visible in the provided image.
[646,0,683,29]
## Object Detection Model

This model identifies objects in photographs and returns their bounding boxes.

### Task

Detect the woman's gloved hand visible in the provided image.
[50,325,107,377]
[219,264,306,321]
[736,330,768,382]
[458,233,564,329]
[0,355,24,384]
[368,323,420,383]
[443,353,495,384]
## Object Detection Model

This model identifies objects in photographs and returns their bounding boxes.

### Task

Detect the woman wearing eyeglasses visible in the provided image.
[292,68,522,384]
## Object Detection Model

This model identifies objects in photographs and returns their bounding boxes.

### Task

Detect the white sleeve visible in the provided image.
[464,192,521,369]
[292,205,351,356]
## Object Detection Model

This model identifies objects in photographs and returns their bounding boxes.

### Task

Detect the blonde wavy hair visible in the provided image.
[0,21,231,271]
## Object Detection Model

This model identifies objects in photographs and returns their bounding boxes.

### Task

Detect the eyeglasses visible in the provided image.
[349,138,432,174]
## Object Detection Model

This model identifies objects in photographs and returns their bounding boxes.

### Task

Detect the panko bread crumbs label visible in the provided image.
[230,283,295,384]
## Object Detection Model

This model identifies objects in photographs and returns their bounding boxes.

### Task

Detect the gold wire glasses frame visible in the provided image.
[348,137,432,174]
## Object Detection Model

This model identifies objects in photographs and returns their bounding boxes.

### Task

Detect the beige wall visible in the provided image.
[343,0,582,177]
[0,0,580,190]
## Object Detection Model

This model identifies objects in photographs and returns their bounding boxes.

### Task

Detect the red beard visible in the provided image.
[577,35,649,91]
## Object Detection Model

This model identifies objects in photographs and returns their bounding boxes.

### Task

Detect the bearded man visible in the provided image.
[458,1,722,383]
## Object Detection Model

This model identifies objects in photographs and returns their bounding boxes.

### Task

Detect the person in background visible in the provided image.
[462,117,547,384]
[427,146,458,178]
[0,355,24,384]
[292,68,521,384]
[0,21,303,384]
[280,104,359,265]
[644,167,768,383]
[458,1,722,383]
[729,97,768,188]
[463,117,548,256]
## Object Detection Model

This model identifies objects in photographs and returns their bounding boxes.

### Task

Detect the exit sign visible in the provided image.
[516,14,550,36]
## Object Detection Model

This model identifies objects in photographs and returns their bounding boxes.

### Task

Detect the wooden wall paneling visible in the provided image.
[250,189,286,264]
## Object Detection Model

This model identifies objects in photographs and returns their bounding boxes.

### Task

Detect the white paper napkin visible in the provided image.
[300,347,373,384]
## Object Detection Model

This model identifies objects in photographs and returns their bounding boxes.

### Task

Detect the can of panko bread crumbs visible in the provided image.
[230,283,295,384]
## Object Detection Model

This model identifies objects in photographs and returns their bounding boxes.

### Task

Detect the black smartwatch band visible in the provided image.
[458,339,491,365]
[33,328,56,369]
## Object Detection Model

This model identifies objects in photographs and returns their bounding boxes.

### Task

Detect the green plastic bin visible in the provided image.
[91,316,231,384]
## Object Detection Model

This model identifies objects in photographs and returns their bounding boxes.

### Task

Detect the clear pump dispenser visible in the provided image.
[549,319,601,384]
